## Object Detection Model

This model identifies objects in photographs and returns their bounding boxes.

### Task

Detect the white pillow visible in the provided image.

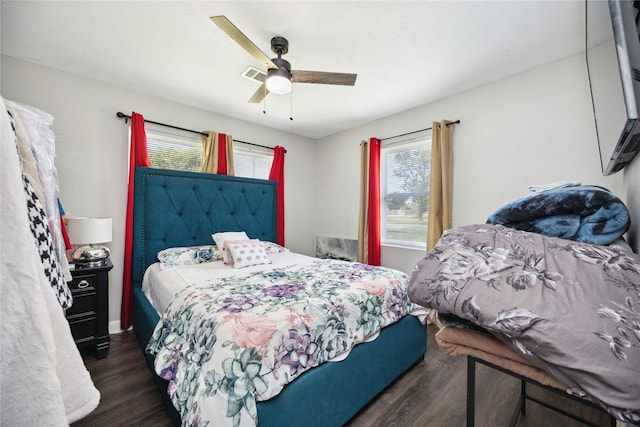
[212,231,249,264]
[226,239,271,269]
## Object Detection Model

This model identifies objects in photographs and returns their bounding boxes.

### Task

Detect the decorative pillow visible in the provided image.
[212,231,249,264]
[262,241,290,254]
[157,245,222,269]
[226,239,272,269]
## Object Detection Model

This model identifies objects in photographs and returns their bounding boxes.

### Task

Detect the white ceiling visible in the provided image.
[1,1,589,139]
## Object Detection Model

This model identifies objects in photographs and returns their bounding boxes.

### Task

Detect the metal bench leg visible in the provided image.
[521,379,526,417]
[467,356,476,427]
[508,379,525,427]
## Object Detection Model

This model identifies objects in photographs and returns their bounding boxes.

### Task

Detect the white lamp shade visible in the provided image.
[266,68,292,94]
[66,217,112,245]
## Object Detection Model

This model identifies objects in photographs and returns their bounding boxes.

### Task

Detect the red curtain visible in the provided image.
[268,146,285,246]
[217,133,228,175]
[367,138,381,266]
[121,112,150,330]
[60,218,72,249]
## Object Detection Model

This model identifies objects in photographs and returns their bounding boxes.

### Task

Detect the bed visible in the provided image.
[130,167,427,427]
[408,222,640,426]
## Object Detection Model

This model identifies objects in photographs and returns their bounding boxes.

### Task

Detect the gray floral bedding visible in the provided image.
[147,258,419,427]
[408,224,640,423]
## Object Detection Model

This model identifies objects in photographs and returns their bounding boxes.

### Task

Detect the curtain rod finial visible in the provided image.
[116,111,129,123]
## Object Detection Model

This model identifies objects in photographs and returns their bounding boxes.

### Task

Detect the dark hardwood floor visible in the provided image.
[72,325,614,427]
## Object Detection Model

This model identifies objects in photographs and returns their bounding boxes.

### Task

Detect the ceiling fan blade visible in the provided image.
[248,83,269,103]
[210,16,277,70]
[292,70,357,86]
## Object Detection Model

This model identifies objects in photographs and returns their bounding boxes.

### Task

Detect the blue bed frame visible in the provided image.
[131,167,427,426]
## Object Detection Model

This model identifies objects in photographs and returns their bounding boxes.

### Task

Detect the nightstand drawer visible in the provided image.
[68,274,97,292]
[67,273,97,317]
[68,315,97,344]
[66,291,96,316]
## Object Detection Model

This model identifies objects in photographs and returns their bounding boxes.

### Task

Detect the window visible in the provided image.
[380,134,431,248]
[145,128,272,179]
[233,145,272,180]
[147,129,201,172]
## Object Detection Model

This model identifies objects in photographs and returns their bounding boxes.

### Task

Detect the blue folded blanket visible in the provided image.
[486,185,630,245]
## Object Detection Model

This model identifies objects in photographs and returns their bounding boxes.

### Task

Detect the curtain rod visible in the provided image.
[115,112,286,153]
[380,119,461,141]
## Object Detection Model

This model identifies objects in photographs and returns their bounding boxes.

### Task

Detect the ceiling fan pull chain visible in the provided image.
[263,85,267,115]
[290,86,293,121]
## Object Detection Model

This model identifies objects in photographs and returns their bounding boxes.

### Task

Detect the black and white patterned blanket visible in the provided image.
[8,109,72,310]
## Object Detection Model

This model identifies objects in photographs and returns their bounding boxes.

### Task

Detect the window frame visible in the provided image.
[380,132,432,250]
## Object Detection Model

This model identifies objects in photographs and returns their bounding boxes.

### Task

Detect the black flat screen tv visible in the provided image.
[586,0,640,175]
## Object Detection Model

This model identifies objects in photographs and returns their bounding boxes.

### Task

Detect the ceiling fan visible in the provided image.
[210,15,357,103]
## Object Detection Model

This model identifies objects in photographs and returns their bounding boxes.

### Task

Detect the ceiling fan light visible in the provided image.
[266,68,292,94]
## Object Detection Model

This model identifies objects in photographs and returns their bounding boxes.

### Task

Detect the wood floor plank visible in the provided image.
[72,325,615,427]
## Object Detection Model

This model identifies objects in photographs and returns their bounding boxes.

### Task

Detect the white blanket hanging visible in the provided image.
[0,97,100,425]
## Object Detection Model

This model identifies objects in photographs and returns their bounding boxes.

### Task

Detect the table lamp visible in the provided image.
[66,217,112,267]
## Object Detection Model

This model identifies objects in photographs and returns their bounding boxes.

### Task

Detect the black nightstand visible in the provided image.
[66,258,113,359]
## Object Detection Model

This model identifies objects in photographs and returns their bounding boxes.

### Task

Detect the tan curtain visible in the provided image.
[427,120,455,251]
[357,140,370,263]
[201,131,235,175]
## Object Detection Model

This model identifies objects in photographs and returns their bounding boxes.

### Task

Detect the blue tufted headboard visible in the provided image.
[131,167,277,286]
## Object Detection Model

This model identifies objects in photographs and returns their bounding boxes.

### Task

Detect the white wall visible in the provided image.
[1,55,318,332]
[622,159,640,253]
[316,54,623,275]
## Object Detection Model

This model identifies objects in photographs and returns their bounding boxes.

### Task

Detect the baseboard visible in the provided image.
[109,320,131,335]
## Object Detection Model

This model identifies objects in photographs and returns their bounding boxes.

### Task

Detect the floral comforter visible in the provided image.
[408,224,640,423]
[147,258,419,427]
